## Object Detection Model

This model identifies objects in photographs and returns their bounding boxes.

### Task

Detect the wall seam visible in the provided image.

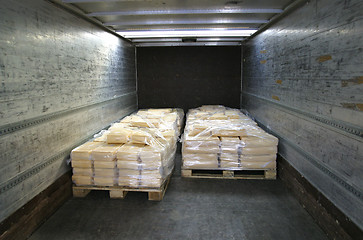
[0,92,137,137]
[242,91,363,138]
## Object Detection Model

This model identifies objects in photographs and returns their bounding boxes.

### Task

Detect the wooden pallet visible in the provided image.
[181,168,276,180]
[72,173,172,201]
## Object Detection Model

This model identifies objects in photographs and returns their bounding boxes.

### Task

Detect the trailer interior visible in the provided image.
[0,0,362,239]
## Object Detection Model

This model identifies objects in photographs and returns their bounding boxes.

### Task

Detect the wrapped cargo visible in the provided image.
[182,105,278,171]
[71,141,105,186]
[71,108,183,190]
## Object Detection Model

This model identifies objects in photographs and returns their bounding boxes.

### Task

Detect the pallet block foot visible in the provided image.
[265,170,277,180]
[73,188,91,198]
[223,170,234,178]
[181,169,192,177]
[109,190,128,199]
[148,192,163,201]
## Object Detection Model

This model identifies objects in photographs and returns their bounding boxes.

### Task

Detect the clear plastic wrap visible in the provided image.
[93,130,110,142]
[71,141,104,186]
[71,108,183,188]
[115,138,176,188]
[182,105,278,171]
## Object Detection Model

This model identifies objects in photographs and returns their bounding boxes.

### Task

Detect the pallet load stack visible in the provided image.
[182,105,278,179]
[71,108,183,199]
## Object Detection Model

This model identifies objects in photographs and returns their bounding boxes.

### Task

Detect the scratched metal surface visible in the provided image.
[242,0,363,228]
[0,0,137,222]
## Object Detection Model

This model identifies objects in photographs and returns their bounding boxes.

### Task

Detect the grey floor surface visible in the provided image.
[29,153,328,240]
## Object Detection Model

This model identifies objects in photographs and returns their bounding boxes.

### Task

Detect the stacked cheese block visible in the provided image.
[71,108,183,188]
[182,105,278,170]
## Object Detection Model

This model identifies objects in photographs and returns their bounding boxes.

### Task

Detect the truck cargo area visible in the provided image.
[0,0,362,240]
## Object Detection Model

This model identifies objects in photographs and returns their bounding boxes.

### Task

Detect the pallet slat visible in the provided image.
[72,173,172,201]
[181,169,276,180]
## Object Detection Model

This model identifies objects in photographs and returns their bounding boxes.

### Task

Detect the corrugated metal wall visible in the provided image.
[242,0,363,228]
[0,0,137,222]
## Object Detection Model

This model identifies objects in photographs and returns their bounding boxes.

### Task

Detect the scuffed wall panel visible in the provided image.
[242,0,363,228]
[0,0,137,222]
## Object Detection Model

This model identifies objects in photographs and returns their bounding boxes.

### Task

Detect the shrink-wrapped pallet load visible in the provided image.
[182,105,278,172]
[71,141,105,186]
[71,108,183,190]
[116,139,175,188]
[91,144,123,186]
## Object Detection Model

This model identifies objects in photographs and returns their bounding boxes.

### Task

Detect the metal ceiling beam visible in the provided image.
[48,0,132,43]
[116,24,259,31]
[87,8,283,17]
[248,0,309,40]
[105,19,268,27]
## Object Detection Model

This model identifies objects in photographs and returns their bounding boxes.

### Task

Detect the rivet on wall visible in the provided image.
[341,76,363,87]
[341,103,363,111]
[272,95,280,101]
[316,55,332,62]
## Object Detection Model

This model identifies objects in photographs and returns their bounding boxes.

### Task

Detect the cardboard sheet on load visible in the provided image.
[106,128,131,144]
[240,136,278,147]
[182,105,278,171]
[94,161,116,169]
[220,160,276,169]
[71,159,92,168]
[220,161,238,168]
[220,137,240,153]
[93,176,114,186]
[183,154,218,169]
[94,168,115,177]
[91,144,122,161]
[73,168,93,176]
[220,153,239,162]
[183,136,220,154]
[118,177,139,187]
[72,175,92,186]
[117,160,161,169]
[118,170,162,179]
[140,179,163,188]
[116,143,166,162]
[107,127,155,145]
[71,142,104,160]
[119,169,139,177]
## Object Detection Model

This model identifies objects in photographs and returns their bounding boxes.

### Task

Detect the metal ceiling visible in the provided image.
[52,0,303,47]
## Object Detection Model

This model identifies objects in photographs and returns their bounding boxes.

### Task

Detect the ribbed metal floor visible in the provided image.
[29,153,328,240]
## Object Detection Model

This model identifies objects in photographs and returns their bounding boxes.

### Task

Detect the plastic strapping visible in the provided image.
[137,151,142,187]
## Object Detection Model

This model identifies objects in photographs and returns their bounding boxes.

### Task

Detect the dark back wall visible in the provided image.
[136,46,241,112]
